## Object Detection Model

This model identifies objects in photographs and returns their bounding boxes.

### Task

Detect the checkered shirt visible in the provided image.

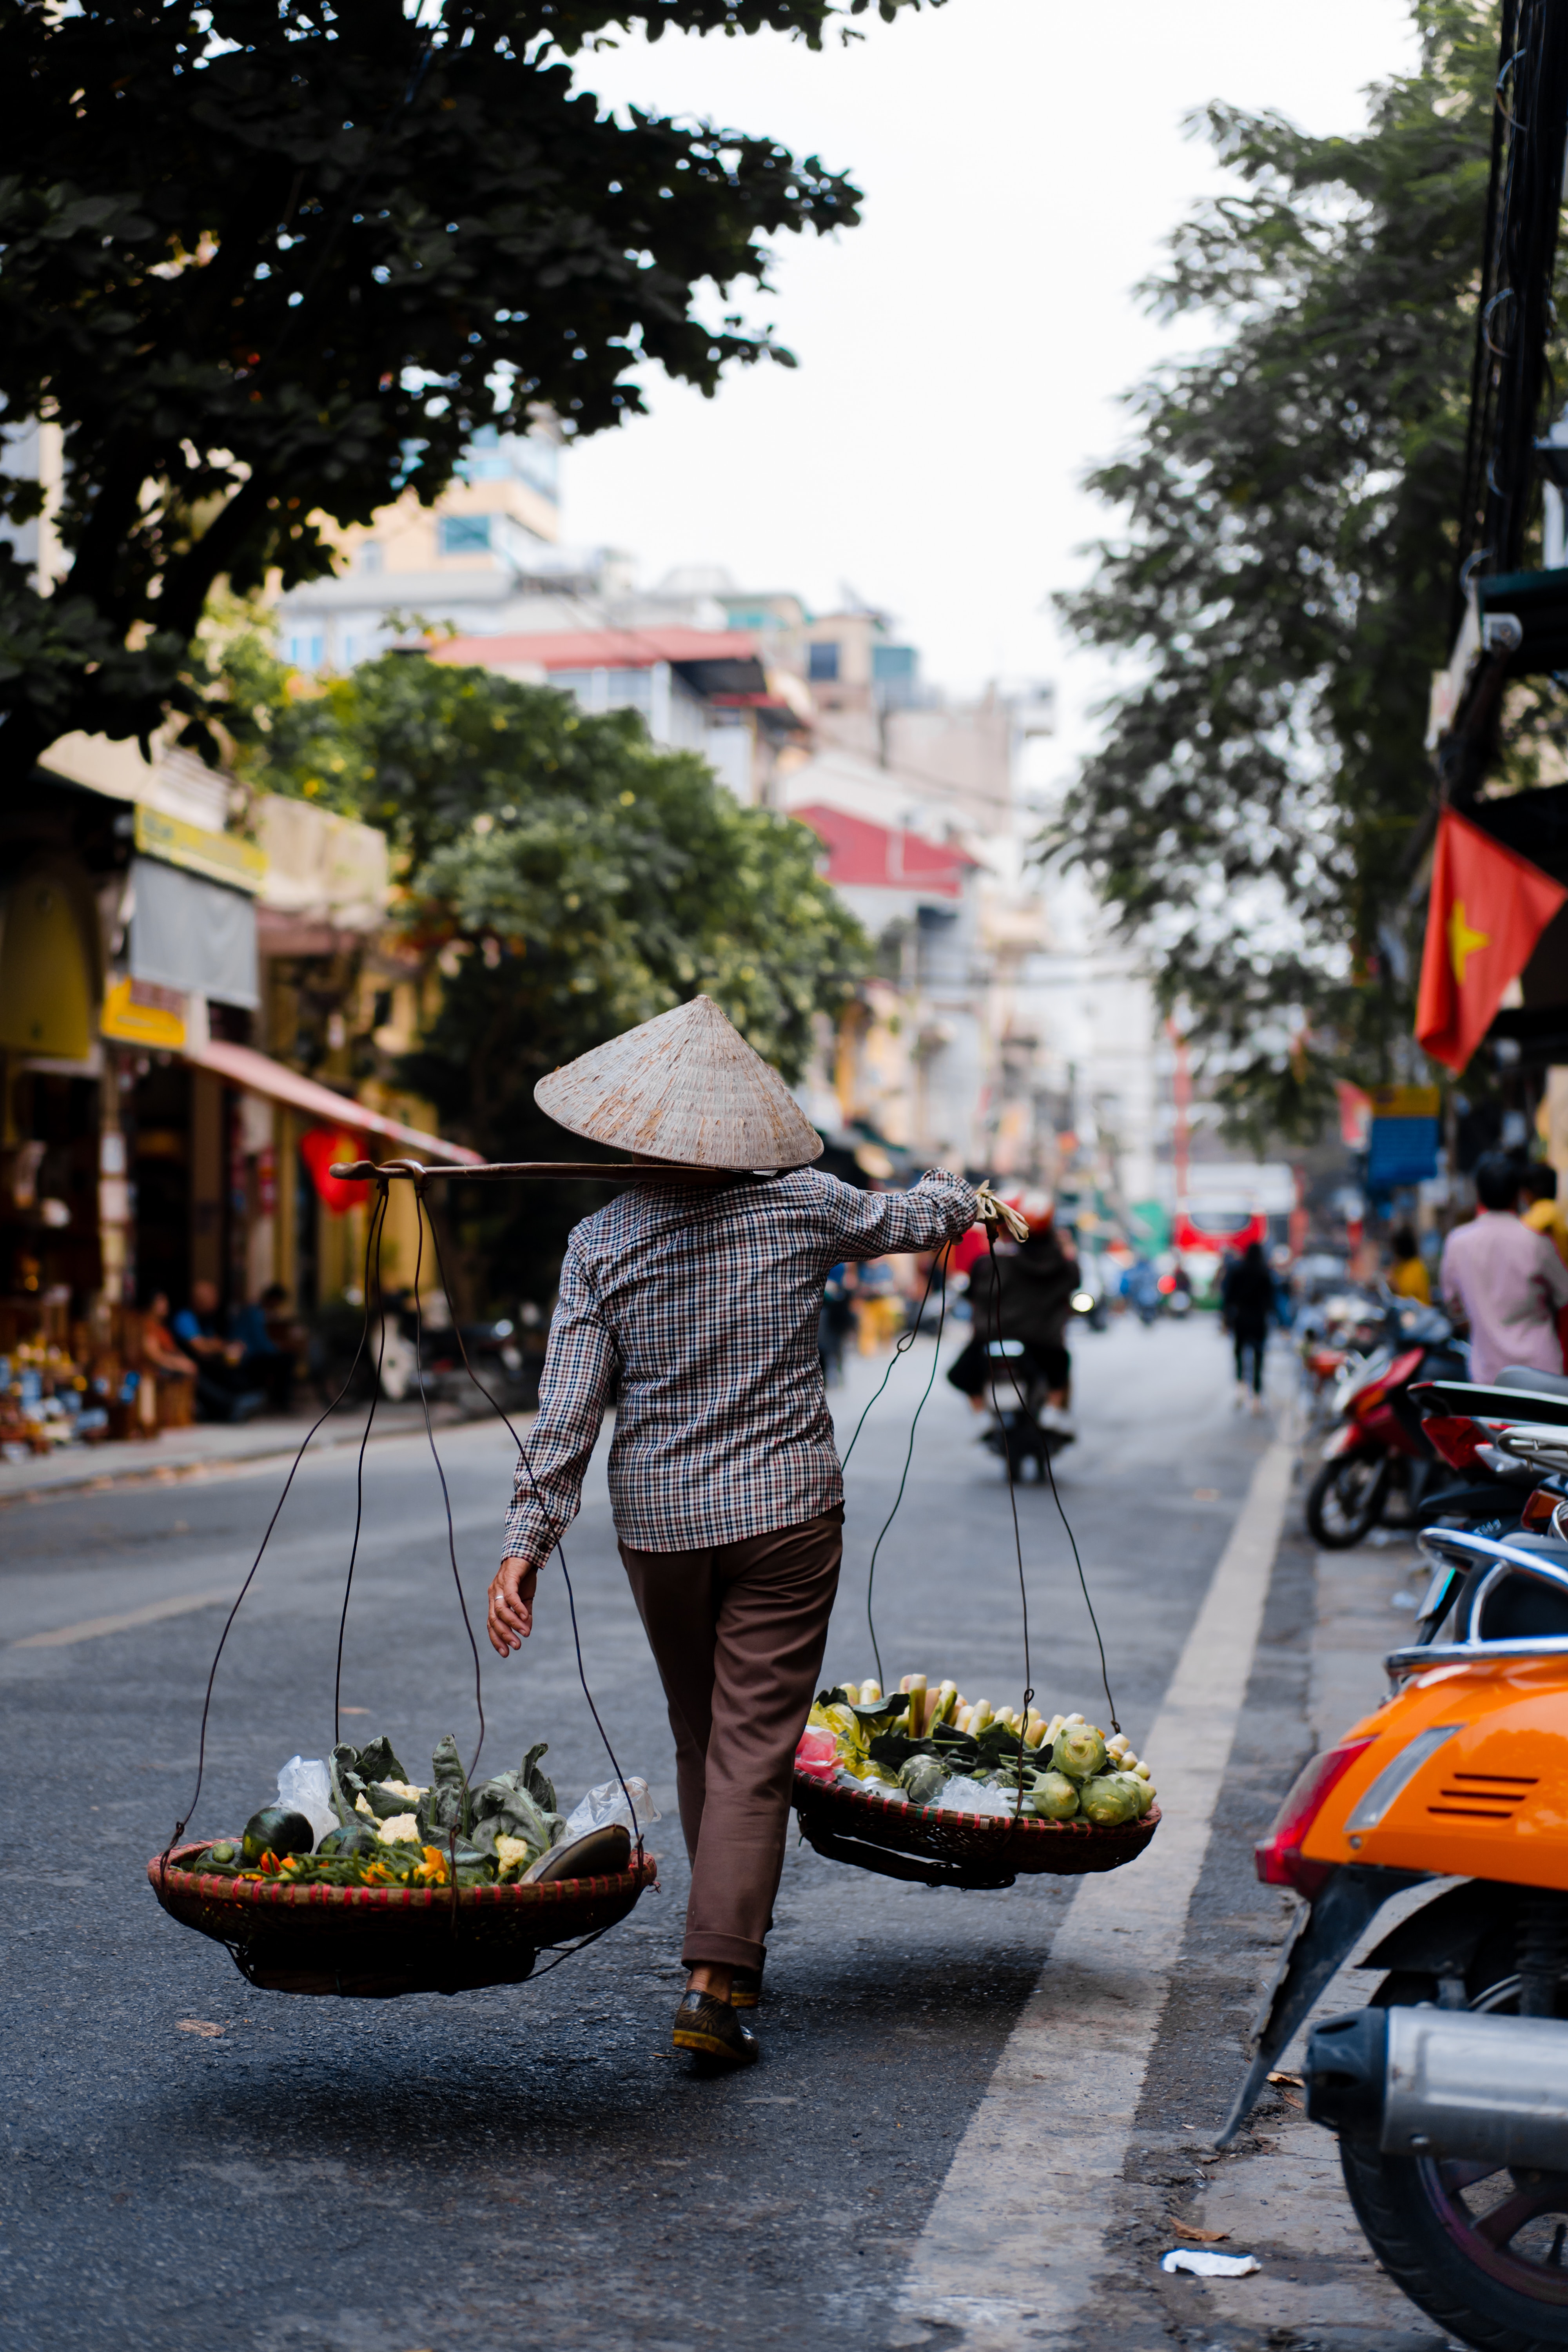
[503,1167,977,1562]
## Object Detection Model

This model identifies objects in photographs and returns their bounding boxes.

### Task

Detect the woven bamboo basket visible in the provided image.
[148,1842,658,1998]
[793,1773,1159,1890]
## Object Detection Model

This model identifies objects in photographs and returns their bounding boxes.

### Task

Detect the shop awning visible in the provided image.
[184,1039,484,1165]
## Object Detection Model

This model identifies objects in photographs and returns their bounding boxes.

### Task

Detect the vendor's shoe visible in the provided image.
[672,1990,759,2067]
[730,1966,763,2009]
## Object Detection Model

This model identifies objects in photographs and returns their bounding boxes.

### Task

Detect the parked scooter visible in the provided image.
[1303,1298,1470,1548]
[1225,1401,1568,2348]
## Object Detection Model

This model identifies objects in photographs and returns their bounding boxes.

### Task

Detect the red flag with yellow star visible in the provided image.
[1415,806,1567,1070]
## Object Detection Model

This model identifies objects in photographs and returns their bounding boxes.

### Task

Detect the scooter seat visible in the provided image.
[1497,1363,1568,1399]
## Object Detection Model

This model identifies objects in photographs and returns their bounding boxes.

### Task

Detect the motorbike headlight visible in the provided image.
[1071,1290,1095,1314]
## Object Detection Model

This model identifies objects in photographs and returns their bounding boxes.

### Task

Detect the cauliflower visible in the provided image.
[354,1793,375,1818]
[379,1780,426,1802]
[493,1833,534,1880]
[376,1812,419,1843]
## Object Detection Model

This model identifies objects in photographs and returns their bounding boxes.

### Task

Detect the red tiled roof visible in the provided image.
[432,626,761,670]
[791,802,974,898]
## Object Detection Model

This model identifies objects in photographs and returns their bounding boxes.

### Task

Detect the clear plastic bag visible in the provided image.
[277,1755,337,1846]
[935,1774,1016,1818]
[561,1775,660,1843]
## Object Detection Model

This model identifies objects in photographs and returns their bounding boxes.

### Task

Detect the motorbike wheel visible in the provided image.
[1305,1454,1392,1548]
[1340,1967,1568,2350]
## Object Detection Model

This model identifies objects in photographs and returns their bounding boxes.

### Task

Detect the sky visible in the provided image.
[557,0,1422,770]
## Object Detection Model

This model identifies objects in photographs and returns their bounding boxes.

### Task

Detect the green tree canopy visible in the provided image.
[0,0,936,793]
[223,631,867,1301]
[1049,1,1512,1138]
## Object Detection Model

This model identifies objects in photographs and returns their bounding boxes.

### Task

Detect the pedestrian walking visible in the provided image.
[485,997,1018,2069]
[1221,1241,1276,1414]
[1441,1152,1568,1384]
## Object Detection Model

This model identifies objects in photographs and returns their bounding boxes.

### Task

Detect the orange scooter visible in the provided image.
[1223,1400,1568,2350]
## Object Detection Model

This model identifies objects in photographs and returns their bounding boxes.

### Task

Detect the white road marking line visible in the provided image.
[10,1588,236,1649]
[899,1439,1295,2349]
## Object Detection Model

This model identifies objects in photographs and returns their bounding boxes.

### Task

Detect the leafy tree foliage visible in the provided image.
[223,631,867,1301]
[0,0,935,793]
[1049,2,1512,1136]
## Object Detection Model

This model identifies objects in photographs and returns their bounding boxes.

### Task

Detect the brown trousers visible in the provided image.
[618,1508,843,1971]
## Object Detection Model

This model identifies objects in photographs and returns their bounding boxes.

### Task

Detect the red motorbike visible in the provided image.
[1305,1302,1470,1549]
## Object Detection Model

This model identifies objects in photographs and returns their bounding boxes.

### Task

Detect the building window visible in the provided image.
[287,632,324,671]
[439,514,494,555]
[340,633,359,668]
[359,541,383,574]
[604,668,652,713]
[808,641,840,683]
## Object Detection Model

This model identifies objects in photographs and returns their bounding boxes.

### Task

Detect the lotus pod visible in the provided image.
[1051,1724,1107,1782]
[1076,1773,1142,1828]
[1028,1771,1080,1822]
[899,1754,949,1808]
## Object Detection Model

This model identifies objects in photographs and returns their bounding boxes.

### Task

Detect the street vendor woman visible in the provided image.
[487,995,1018,2068]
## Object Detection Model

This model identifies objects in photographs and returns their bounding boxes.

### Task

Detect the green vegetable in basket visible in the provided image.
[1029,1772,1080,1822]
[317,1820,380,1861]
[350,1733,408,1786]
[1076,1773,1142,1828]
[1051,1724,1107,1782]
[241,1806,314,1863]
[417,1733,471,1841]
[199,1840,240,1871]
[899,1754,949,1807]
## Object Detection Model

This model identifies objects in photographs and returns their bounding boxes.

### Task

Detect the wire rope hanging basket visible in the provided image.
[790,1223,1162,1891]
[147,1156,684,2001]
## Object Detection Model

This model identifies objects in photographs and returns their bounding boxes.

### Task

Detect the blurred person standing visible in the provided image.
[1387,1225,1432,1305]
[1440,1152,1568,1384]
[1521,1164,1568,1267]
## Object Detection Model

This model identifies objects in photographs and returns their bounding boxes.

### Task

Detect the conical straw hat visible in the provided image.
[534,996,824,1171]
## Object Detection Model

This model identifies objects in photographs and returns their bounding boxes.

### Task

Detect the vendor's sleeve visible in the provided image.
[828,1169,978,1261]
[171,1309,200,1343]
[501,1244,615,1567]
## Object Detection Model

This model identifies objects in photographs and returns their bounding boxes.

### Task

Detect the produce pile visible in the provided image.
[797,1675,1156,1828]
[189,1731,634,1890]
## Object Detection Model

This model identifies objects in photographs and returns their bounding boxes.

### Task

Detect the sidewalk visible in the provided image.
[0,1396,498,1504]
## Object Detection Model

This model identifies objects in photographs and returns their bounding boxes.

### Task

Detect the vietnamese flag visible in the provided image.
[1415,807,1567,1070]
[298,1124,371,1215]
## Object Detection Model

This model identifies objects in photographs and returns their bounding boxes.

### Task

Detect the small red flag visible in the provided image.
[298,1124,370,1216]
[1415,807,1567,1071]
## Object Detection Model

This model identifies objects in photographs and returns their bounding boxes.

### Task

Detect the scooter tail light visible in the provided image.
[1255,1738,1377,1895]
[1522,1485,1560,1531]
[1422,1415,1486,1470]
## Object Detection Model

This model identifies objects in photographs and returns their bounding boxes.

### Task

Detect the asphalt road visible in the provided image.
[1,1314,1432,2352]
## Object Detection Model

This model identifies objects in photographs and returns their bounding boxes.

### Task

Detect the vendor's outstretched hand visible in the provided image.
[974,1183,1029,1242]
[488,1558,539,1656]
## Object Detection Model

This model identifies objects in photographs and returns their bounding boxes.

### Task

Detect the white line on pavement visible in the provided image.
[11,1589,237,1649]
[898,1439,1295,2349]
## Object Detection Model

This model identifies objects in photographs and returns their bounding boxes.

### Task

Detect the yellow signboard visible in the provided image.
[1366,1085,1441,1120]
[134,804,267,894]
[100,976,187,1050]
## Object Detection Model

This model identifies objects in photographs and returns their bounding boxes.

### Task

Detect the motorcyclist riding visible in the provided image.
[946,1189,1080,1441]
